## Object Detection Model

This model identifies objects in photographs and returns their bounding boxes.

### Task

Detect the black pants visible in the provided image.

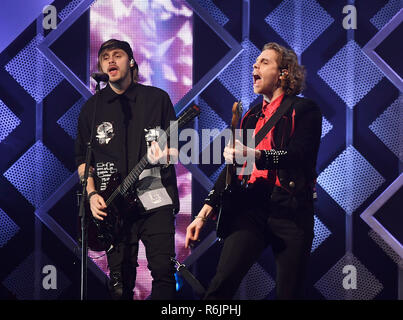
[106,208,176,300]
[205,193,314,300]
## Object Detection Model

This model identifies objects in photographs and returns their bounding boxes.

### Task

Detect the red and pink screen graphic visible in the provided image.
[89,0,193,299]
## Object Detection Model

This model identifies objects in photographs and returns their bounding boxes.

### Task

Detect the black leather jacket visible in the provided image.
[205,94,322,215]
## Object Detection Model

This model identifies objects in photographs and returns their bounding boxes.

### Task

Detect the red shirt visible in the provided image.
[246,93,284,184]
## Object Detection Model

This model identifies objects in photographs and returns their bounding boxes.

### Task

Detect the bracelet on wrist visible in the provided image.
[87,191,98,202]
[195,215,208,222]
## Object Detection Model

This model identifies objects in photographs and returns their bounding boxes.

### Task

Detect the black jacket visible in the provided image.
[75,82,179,213]
[205,95,322,215]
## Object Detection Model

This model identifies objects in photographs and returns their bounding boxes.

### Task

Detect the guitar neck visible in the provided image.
[104,105,199,206]
[225,126,236,186]
[105,132,170,206]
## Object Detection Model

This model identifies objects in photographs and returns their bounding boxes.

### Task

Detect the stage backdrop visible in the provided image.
[0,0,402,300]
[0,0,192,300]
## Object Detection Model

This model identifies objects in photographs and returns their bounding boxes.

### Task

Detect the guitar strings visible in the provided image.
[104,108,197,205]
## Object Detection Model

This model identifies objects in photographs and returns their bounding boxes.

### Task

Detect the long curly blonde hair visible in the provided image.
[262,42,305,96]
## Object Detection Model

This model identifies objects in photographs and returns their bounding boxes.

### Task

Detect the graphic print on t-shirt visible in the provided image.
[96,121,115,145]
[96,162,117,191]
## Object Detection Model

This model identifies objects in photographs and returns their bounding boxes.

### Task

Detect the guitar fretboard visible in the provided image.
[105,106,199,206]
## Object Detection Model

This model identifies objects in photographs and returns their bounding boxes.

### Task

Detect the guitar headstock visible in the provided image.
[231,101,243,129]
[177,104,200,128]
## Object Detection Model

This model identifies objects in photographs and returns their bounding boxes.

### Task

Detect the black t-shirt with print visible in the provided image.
[75,82,179,213]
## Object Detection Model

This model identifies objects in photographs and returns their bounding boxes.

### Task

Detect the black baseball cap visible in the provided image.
[97,39,138,70]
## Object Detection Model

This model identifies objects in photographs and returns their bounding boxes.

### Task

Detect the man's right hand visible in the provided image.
[89,193,107,220]
[185,204,213,248]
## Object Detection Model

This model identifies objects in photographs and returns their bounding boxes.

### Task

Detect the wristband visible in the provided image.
[88,191,98,202]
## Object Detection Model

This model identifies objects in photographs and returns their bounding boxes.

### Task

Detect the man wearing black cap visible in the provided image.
[75,39,179,300]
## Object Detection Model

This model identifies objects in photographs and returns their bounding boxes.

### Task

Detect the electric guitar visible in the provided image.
[216,101,243,239]
[80,104,200,252]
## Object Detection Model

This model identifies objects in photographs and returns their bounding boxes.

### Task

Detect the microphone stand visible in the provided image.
[78,79,103,300]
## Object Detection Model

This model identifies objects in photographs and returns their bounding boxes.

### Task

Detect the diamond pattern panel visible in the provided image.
[317,145,385,215]
[195,0,229,26]
[321,116,333,139]
[57,97,85,139]
[265,0,334,55]
[0,208,20,248]
[209,163,225,183]
[318,40,384,109]
[314,252,383,300]
[197,97,227,151]
[312,215,331,252]
[58,0,83,20]
[370,0,402,30]
[369,230,403,268]
[233,262,275,300]
[0,99,21,143]
[217,39,260,109]
[4,35,64,103]
[369,95,403,162]
[3,140,71,209]
[2,252,71,300]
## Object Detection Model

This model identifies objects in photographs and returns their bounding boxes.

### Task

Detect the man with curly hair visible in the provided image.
[186,42,322,299]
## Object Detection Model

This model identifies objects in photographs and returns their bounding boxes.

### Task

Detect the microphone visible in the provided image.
[91,72,109,83]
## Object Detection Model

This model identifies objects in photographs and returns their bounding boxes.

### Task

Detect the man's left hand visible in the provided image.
[147,141,178,165]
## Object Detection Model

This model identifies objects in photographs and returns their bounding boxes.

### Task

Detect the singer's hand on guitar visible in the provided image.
[185,204,213,248]
[89,193,107,221]
[223,139,261,164]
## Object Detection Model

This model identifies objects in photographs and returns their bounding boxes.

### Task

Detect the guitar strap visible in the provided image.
[254,95,296,146]
[241,95,296,184]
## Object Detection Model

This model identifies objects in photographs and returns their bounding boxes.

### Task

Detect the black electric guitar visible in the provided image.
[80,104,200,252]
[216,101,243,239]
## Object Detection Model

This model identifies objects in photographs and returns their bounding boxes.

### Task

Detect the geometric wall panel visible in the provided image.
[195,0,228,26]
[234,262,275,300]
[369,95,403,162]
[0,99,21,143]
[217,39,260,109]
[0,208,20,248]
[370,0,402,30]
[3,140,71,209]
[314,252,383,300]
[58,0,84,21]
[209,163,225,183]
[197,97,227,151]
[317,145,385,215]
[4,35,64,103]
[369,230,403,268]
[318,40,384,109]
[2,252,71,300]
[312,215,331,252]
[265,0,334,55]
[57,97,86,140]
[321,116,333,139]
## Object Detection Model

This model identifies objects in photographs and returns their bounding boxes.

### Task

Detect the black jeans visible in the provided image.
[205,190,314,300]
[106,208,176,300]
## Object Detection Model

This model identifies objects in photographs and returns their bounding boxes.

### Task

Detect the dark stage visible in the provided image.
[0,0,402,305]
